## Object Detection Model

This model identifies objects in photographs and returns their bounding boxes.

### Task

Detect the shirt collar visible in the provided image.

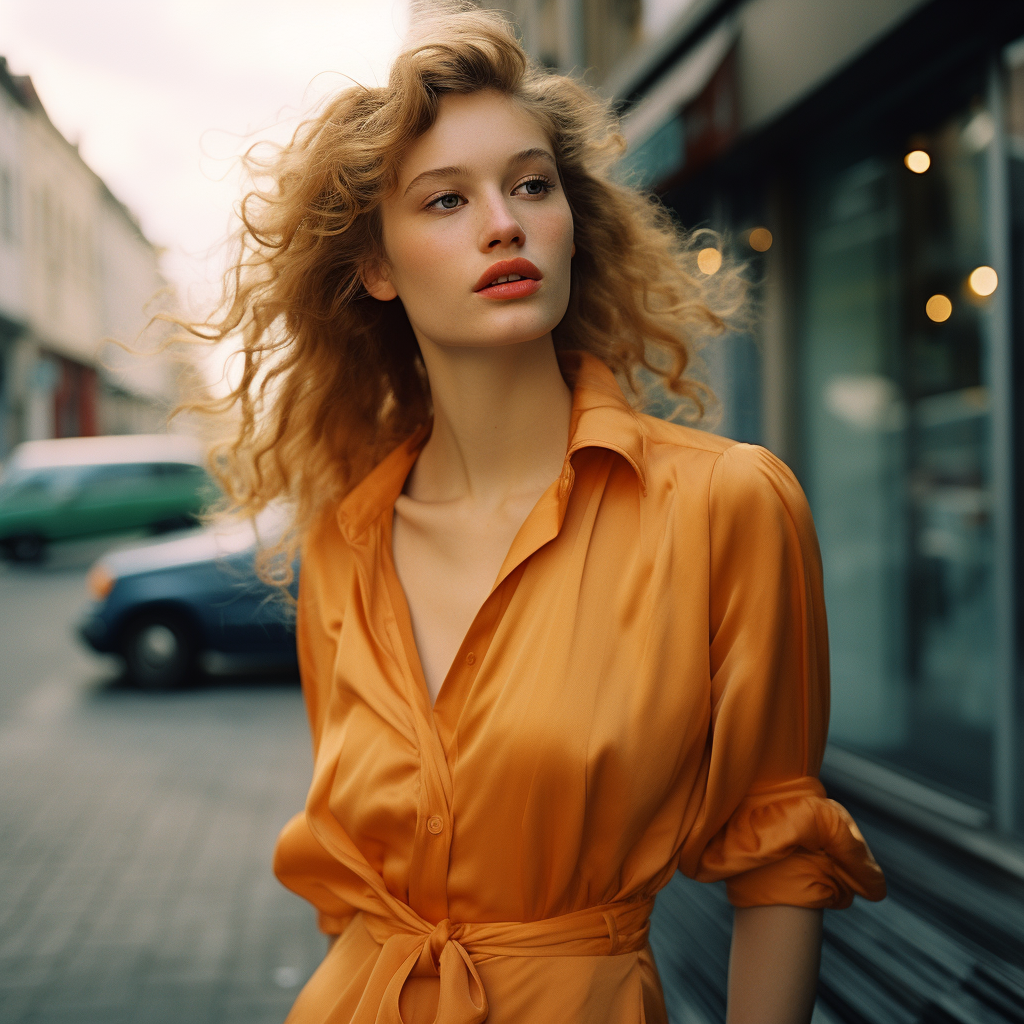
[558,350,648,495]
[336,349,648,541]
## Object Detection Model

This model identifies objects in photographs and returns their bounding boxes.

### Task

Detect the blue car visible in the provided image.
[78,509,298,690]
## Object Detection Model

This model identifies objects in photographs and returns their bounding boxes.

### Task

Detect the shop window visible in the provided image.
[799,74,1004,807]
[620,115,685,190]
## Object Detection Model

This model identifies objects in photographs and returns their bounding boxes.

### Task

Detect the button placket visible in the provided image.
[410,771,453,919]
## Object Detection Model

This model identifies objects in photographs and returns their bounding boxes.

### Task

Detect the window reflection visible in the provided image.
[801,84,997,805]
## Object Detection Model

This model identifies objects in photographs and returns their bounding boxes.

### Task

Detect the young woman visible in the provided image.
[188,7,885,1023]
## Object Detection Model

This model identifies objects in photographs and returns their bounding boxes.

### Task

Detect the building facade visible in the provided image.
[608,0,1024,848]
[494,0,1024,1019]
[0,58,178,459]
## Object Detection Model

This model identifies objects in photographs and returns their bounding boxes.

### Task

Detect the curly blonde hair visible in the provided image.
[176,2,744,583]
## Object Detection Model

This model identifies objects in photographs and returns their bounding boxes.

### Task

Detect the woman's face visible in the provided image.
[368,89,575,350]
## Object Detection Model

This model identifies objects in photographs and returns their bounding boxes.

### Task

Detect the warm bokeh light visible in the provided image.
[904,150,931,173]
[748,227,773,252]
[925,294,952,322]
[968,265,998,297]
[697,247,723,275]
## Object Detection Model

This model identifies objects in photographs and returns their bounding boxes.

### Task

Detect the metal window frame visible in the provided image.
[987,57,1017,837]
[822,747,1024,879]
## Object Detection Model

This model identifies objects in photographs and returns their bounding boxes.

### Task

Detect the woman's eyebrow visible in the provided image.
[402,148,557,197]
[509,147,557,170]
[403,165,467,197]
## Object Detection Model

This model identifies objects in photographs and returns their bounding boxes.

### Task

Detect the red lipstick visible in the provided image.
[474,258,542,300]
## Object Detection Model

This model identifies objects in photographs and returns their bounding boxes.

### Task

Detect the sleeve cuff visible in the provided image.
[692,778,887,909]
[726,849,859,908]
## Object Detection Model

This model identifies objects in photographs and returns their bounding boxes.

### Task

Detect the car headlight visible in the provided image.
[87,564,116,601]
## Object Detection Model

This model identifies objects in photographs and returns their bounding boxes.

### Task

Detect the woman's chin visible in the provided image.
[415,318,563,353]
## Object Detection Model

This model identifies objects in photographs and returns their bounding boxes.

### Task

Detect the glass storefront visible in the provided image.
[797,64,1014,810]
[628,20,1024,835]
[617,12,1024,1015]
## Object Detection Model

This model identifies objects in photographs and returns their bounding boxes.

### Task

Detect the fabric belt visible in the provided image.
[351,897,655,1024]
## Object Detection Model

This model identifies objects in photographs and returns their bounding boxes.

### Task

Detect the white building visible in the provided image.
[0,57,181,458]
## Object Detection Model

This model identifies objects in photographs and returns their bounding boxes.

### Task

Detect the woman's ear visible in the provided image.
[360,261,399,302]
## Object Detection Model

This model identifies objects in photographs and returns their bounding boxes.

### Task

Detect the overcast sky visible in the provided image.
[0,0,409,318]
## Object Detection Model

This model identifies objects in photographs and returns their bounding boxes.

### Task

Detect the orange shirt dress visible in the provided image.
[273,350,886,1024]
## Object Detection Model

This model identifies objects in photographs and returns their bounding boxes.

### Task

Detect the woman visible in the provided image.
[187,6,885,1023]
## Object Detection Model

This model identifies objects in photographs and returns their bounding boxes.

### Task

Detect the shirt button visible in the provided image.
[465,652,476,665]
[427,815,444,835]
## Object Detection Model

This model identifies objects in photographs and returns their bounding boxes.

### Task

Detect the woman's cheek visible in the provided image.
[403,228,463,299]
[533,207,573,256]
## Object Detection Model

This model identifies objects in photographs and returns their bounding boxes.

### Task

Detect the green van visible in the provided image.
[0,435,218,562]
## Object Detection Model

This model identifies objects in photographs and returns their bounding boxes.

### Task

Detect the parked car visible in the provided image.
[0,434,217,562]
[78,507,297,690]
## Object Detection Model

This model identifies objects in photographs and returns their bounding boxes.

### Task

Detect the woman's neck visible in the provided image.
[406,333,573,507]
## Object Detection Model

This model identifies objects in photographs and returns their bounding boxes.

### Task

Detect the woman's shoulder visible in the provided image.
[639,414,794,484]
[637,411,736,461]
[637,414,812,528]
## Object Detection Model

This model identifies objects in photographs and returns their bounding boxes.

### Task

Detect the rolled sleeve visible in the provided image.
[677,445,886,909]
[698,777,885,908]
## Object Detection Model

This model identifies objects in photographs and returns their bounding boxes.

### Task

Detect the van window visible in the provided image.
[0,466,91,500]
[73,464,166,498]
[81,463,153,486]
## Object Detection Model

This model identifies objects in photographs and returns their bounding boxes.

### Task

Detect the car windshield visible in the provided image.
[0,465,94,501]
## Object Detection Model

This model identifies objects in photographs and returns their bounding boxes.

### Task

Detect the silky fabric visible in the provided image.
[274,350,887,1024]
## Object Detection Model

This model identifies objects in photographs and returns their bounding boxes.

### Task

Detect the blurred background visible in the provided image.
[2,1,1024,1022]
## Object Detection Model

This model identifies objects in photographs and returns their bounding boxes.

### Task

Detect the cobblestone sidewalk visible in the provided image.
[0,672,323,1024]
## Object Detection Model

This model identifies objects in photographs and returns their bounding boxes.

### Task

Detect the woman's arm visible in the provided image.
[726,905,823,1024]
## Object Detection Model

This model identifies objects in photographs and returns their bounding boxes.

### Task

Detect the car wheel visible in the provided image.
[122,613,198,691]
[2,535,47,563]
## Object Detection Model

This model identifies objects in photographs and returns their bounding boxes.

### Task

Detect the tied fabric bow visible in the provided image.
[275,808,656,1024]
[357,917,487,1024]
[346,898,656,1024]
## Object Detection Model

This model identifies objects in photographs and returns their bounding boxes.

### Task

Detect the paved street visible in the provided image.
[0,537,323,1024]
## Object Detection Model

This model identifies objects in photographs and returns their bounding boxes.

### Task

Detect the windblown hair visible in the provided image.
[175,2,744,585]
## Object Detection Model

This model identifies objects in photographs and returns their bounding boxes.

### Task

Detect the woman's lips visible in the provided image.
[474,258,542,300]
[477,277,541,300]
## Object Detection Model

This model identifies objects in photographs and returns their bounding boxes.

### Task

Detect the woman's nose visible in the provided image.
[479,197,524,251]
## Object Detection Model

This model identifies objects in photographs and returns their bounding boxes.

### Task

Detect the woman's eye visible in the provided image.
[515,178,552,197]
[429,193,464,211]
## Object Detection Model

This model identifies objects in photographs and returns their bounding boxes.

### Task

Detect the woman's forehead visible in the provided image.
[397,90,555,187]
